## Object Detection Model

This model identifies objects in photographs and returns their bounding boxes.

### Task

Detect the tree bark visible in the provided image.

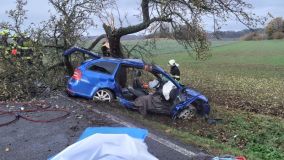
[103,23,124,58]
[108,35,123,58]
[64,55,74,75]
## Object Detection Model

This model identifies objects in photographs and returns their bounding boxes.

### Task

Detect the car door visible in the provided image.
[113,64,135,108]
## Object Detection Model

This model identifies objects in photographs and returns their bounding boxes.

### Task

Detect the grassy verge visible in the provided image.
[101,102,284,160]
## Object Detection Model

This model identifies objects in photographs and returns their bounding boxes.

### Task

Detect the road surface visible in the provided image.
[0,94,212,160]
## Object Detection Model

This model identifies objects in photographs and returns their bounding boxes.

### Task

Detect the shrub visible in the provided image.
[240,32,266,41]
[265,17,284,39]
[272,31,284,39]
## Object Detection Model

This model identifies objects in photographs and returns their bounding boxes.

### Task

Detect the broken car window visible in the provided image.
[88,61,117,75]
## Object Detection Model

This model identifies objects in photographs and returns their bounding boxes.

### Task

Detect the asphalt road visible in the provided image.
[0,94,212,160]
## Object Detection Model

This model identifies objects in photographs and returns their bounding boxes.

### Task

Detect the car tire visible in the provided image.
[93,89,114,102]
[177,104,196,120]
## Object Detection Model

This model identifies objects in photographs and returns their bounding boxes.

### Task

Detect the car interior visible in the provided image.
[115,65,158,101]
[115,65,179,105]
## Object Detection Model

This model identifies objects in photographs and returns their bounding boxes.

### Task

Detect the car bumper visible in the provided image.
[67,79,92,99]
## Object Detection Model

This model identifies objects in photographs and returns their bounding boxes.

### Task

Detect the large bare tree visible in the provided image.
[88,0,265,58]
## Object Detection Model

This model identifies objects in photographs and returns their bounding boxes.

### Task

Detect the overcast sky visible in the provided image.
[1,0,284,35]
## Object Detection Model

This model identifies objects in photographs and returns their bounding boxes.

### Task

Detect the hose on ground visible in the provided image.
[0,101,70,127]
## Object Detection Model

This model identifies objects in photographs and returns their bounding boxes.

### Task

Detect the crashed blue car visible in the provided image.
[65,47,210,120]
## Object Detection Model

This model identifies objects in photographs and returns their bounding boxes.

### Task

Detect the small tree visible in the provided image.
[265,17,284,39]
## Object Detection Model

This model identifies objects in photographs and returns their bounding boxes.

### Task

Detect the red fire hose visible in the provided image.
[0,101,70,127]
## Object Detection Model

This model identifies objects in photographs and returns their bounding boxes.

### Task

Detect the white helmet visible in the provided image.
[168,59,179,67]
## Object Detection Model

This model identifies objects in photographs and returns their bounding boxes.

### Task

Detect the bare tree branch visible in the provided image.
[87,34,106,50]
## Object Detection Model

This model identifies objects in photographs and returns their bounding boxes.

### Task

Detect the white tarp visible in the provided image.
[51,134,158,160]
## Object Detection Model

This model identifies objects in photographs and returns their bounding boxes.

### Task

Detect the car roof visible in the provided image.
[87,57,145,66]
[83,57,182,89]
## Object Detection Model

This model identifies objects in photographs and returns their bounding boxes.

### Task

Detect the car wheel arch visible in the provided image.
[191,99,211,116]
[92,88,116,99]
[172,98,210,119]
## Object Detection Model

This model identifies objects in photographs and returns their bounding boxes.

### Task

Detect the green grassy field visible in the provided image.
[121,39,284,159]
[150,40,284,116]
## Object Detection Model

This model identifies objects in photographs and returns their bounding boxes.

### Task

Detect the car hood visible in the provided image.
[184,87,208,102]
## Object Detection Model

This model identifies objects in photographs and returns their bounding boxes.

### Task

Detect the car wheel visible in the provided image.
[177,105,196,120]
[93,89,114,102]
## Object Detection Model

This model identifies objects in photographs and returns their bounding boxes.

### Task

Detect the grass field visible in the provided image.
[121,39,284,159]
[150,40,284,116]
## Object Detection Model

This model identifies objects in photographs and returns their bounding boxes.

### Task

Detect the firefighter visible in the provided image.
[12,33,24,47]
[10,34,19,55]
[10,33,33,64]
[0,28,11,56]
[11,33,24,56]
[10,43,18,56]
[19,33,33,57]
[101,41,110,57]
[0,28,10,48]
[168,59,180,81]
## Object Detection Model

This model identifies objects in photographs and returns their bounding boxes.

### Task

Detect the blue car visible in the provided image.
[65,47,210,120]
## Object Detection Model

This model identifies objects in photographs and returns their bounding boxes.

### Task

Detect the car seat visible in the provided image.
[130,70,148,97]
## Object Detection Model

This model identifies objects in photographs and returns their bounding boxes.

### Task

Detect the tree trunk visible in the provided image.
[103,23,124,58]
[108,35,123,58]
[64,55,74,75]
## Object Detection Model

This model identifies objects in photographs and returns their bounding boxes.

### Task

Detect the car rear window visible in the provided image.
[88,61,117,75]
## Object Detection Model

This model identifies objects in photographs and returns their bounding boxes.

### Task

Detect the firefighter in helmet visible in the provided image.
[168,59,180,81]
[101,41,111,57]
[0,28,10,48]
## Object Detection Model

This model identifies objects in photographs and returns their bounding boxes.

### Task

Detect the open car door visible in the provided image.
[63,47,101,59]
[63,47,101,75]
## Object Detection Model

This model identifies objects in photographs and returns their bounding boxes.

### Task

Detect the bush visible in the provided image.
[272,31,284,39]
[240,32,266,41]
[0,48,66,101]
[266,17,284,39]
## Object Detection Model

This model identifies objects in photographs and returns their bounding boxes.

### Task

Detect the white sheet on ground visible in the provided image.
[51,134,158,160]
